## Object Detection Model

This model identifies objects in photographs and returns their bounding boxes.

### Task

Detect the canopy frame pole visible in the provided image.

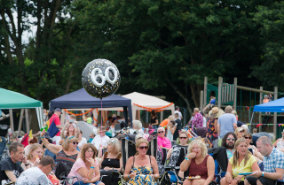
[273,86,278,136]
[17,109,25,136]
[25,109,30,133]
[249,112,255,132]
[9,109,14,132]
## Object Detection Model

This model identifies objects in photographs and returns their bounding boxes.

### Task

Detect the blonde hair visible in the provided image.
[107,138,121,155]
[232,138,251,167]
[135,138,149,149]
[80,143,97,163]
[27,143,43,160]
[187,139,207,158]
[62,136,79,151]
[61,123,79,139]
[176,130,190,145]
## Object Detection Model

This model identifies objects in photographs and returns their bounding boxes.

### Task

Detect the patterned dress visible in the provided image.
[128,155,157,185]
[207,117,218,143]
[128,166,157,185]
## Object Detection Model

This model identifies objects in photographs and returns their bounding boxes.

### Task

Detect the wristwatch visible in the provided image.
[261,172,264,177]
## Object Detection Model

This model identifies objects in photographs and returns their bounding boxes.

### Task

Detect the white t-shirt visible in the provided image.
[78,137,87,149]
[16,167,52,185]
[91,135,110,150]
[174,110,183,120]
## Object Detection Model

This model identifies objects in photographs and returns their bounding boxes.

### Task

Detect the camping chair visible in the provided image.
[120,137,159,184]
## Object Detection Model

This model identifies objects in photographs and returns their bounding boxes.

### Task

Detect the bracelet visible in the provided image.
[128,174,130,178]
[185,157,190,161]
[90,166,95,169]
[261,172,264,177]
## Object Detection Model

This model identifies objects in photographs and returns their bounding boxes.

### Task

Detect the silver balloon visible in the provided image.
[82,59,121,98]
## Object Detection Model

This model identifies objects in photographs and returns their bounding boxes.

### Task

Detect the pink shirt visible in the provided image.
[157,136,172,149]
[68,158,98,184]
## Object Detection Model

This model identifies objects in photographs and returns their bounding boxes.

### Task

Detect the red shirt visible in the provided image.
[50,113,61,136]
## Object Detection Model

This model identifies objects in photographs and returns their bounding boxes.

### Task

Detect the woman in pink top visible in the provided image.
[157,127,172,150]
[68,143,104,185]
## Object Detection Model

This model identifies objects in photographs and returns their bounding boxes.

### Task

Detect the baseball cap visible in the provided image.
[55,108,61,112]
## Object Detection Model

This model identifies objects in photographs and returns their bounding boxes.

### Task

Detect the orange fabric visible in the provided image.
[133,102,174,112]
[64,108,94,116]
[160,119,169,127]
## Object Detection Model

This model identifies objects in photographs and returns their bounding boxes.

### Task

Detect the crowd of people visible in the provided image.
[0,104,283,185]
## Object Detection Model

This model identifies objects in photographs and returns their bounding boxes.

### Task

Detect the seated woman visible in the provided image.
[24,143,44,168]
[180,139,215,185]
[124,138,159,185]
[68,143,104,185]
[129,120,144,135]
[157,127,172,150]
[244,133,263,162]
[167,130,190,168]
[60,122,79,143]
[42,136,79,177]
[100,138,122,185]
[220,138,260,185]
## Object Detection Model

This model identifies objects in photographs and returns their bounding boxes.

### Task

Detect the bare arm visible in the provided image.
[150,156,160,179]
[273,139,279,147]
[204,156,215,185]
[124,156,135,180]
[42,138,62,155]
[5,171,17,182]
[166,148,173,160]
[214,119,219,136]
[170,125,176,134]
[233,123,237,130]
[225,162,233,184]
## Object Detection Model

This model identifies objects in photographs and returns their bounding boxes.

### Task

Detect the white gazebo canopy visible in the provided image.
[123,92,175,121]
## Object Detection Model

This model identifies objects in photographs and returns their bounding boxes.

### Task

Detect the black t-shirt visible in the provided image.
[173,119,182,140]
[0,157,23,183]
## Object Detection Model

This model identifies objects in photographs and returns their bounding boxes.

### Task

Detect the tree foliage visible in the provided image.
[0,0,283,115]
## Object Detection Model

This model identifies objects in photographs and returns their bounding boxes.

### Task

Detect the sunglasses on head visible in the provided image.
[72,142,79,145]
[139,146,148,150]
[179,137,187,139]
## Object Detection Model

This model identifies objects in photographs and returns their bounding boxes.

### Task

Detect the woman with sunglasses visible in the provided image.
[157,127,172,150]
[220,138,260,185]
[167,130,190,168]
[100,138,122,185]
[42,136,79,176]
[244,133,263,162]
[68,143,105,185]
[180,139,215,185]
[124,138,159,185]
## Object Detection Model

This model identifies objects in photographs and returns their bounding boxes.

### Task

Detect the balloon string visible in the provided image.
[100,98,103,128]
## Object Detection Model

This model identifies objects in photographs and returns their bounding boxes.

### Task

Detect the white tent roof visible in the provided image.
[123,92,175,120]
[123,92,172,108]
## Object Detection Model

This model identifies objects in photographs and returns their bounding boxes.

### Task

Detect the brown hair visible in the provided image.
[62,136,78,151]
[232,138,251,167]
[80,143,98,163]
[39,156,55,168]
[9,142,24,153]
[27,143,43,160]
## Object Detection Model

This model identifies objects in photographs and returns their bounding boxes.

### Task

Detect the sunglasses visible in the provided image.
[245,137,252,139]
[179,137,187,139]
[72,142,79,145]
[226,138,235,141]
[139,146,148,150]
[158,131,164,133]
